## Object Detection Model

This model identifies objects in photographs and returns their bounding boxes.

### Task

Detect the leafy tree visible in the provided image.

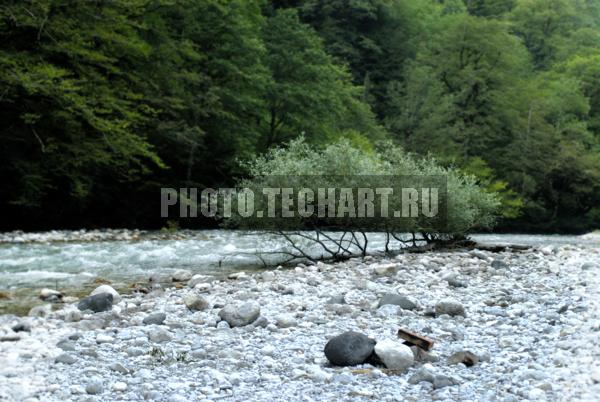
[386,14,531,160]
[510,0,577,69]
[464,0,516,17]
[296,0,434,117]
[0,0,162,225]
[143,0,270,186]
[260,8,382,148]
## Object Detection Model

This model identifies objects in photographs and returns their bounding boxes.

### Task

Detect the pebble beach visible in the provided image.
[1,242,599,401]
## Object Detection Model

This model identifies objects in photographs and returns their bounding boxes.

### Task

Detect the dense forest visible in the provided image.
[1,0,599,232]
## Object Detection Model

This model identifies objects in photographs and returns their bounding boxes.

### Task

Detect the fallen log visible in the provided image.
[397,328,434,351]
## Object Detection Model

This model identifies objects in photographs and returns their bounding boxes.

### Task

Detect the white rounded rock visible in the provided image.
[172,269,193,282]
[113,382,128,391]
[374,339,414,371]
[90,285,121,304]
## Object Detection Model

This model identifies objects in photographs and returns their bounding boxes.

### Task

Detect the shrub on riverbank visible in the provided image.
[232,138,499,261]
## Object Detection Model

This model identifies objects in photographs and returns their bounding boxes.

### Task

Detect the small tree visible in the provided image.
[230,138,499,263]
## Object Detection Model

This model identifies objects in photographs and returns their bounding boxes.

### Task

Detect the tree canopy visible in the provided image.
[1,0,599,232]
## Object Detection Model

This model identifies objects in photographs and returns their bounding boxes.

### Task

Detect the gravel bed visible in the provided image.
[1,245,599,401]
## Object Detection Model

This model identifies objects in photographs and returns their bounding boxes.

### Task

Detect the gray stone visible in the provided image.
[28,304,52,317]
[126,347,145,357]
[184,294,210,311]
[217,320,230,329]
[85,378,103,395]
[471,250,488,260]
[143,312,166,325]
[324,331,375,366]
[581,262,596,270]
[148,327,173,343]
[433,374,459,389]
[377,293,417,310]
[447,277,468,288]
[408,366,436,384]
[448,350,479,366]
[80,348,98,358]
[377,304,401,317]
[11,321,31,333]
[325,304,354,315]
[172,269,193,282]
[411,346,439,362]
[64,309,82,322]
[109,362,131,374]
[332,374,354,384]
[326,294,345,305]
[261,271,276,281]
[56,340,76,352]
[491,259,509,269]
[373,264,399,276]
[281,286,295,295]
[275,314,297,328]
[435,299,466,317]
[77,293,113,313]
[218,302,261,327]
[251,315,269,328]
[55,354,77,365]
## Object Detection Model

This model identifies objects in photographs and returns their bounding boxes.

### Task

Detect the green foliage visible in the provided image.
[0,0,380,228]
[240,138,499,236]
[0,0,163,209]
[1,0,599,233]
[261,9,382,147]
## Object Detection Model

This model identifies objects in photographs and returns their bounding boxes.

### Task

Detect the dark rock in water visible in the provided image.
[324,331,376,366]
[11,321,31,333]
[491,259,509,269]
[378,293,417,310]
[143,312,166,325]
[77,293,113,313]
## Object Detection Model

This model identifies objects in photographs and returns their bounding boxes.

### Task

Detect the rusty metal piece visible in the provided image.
[397,328,434,351]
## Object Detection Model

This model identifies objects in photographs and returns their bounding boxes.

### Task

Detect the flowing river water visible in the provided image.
[0,230,598,314]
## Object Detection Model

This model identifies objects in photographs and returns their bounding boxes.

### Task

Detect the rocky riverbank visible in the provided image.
[0,229,206,244]
[1,245,599,401]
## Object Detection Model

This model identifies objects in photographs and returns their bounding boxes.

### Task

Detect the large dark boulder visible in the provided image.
[324,331,376,366]
[77,292,113,313]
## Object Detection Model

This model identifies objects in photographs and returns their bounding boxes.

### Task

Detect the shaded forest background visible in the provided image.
[1,0,599,232]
